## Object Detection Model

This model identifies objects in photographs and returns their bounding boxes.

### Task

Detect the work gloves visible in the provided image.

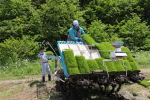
[77,38,83,42]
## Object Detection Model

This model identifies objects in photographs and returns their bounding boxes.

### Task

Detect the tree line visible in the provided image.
[0,0,150,64]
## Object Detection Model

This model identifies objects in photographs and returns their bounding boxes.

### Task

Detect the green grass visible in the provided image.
[81,34,96,45]
[104,61,117,72]
[95,58,106,70]
[0,50,150,79]
[96,43,110,59]
[63,49,80,74]
[134,51,150,68]
[101,42,115,51]
[130,62,140,71]
[139,80,150,87]
[75,55,90,73]
[0,59,57,80]
[132,92,138,96]
[86,59,99,72]
[1,85,22,97]
[67,67,80,74]
[121,48,150,69]
[121,47,135,62]
[123,60,132,71]
[63,49,78,68]
[113,60,126,72]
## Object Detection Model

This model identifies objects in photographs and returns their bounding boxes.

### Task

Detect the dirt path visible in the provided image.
[0,74,56,84]
[0,75,63,100]
[0,68,150,100]
[0,78,39,84]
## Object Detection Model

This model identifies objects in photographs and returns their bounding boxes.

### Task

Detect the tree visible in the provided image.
[0,0,43,42]
[40,0,85,43]
[87,20,120,43]
[118,14,150,51]
[0,35,39,65]
[138,0,150,25]
[83,0,142,25]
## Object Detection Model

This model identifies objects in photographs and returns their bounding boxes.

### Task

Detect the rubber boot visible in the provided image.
[42,76,45,82]
[48,74,51,81]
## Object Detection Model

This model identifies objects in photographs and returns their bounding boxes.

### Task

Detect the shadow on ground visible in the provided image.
[29,80,130,100]
[49,87,63,100]
[36,82,49,99]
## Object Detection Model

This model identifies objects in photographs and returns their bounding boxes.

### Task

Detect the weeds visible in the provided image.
[0,59,59,80]
[147,95,150,99]
[134,51,150,68]
[132,92,138,96]
[1,84,23,99]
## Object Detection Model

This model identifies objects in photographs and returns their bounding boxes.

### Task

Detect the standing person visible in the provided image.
[38,48,51,82]
[67,20,86,41]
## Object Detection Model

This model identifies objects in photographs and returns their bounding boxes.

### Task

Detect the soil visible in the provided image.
[0,68,150,100]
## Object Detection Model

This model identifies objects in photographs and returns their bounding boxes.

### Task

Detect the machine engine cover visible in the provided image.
[110,52,127,58]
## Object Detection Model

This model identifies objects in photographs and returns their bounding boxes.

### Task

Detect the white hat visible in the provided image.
[73,20,79,26]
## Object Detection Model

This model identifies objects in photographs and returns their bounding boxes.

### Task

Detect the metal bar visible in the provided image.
[46,56,60,59]
[57,44,69,78]
[103,60,109,78]
[121,59,128,76]
[58,78,65,83]
[46,41,61,60]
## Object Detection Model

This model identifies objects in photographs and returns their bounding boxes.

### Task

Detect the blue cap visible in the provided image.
[73,24,79,27]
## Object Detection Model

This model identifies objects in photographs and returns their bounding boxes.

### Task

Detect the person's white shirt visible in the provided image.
[38,52,48,63]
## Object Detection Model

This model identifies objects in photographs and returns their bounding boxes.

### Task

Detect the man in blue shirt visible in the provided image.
[67,20,86,41]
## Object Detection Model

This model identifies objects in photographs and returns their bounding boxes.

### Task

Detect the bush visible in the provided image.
[46,51,54,55]
[75,56,90,73]
[0,35,39,66]
[86,59,99,72]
